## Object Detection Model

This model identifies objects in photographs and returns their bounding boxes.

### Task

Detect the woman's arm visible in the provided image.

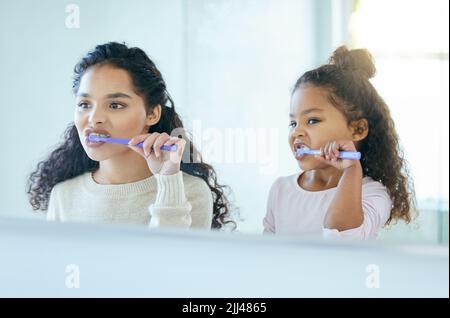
[148,172,214,229]
[148,172,192,228]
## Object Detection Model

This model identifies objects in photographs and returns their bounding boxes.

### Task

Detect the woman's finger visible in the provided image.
[152,133,171,158]
[168,137,186,163]
[142,133,161,158]
[127,134,151,158]
[128,134,150,146]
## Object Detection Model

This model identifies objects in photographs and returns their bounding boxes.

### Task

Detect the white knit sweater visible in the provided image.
[47,171,213,229]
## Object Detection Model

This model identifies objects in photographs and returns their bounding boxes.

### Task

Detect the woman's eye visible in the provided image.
[110,103,125,109]
[288,121,297,128]
[77,102,90,109]
[307,118,320,125]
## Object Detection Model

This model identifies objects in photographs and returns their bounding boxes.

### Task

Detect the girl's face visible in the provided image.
[288,85,354,171]
[74,64,153,161]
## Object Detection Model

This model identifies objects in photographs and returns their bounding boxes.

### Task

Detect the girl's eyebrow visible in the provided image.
[289,108,324,118]
[300,108,324,115]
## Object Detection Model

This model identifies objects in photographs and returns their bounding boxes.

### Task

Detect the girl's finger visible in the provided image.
[331,141,339,161]
[334,141,340,160]
[324,142,332,160]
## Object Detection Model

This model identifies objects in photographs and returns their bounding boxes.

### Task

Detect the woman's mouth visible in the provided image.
[84,129,111,148]
[86,136,106,148]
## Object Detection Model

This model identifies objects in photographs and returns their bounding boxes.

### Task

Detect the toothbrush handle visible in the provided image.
[102,138,177,151]
[337,151,361,160]
[135,141,177,152]
[298,149,361,160]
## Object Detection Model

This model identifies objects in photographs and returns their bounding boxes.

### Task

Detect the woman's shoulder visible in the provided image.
[181,172,210,192]
[52,172,90,195]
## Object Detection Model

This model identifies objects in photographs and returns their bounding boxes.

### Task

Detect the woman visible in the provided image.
[27,42,235,230]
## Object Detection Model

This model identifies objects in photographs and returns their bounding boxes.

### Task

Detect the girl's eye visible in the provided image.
[110,103,125,109]
[288,121,297,128]
[307,118,321,125]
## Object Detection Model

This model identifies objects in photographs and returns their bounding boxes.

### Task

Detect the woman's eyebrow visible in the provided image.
[105,92,132,99]
[75,92,132,99]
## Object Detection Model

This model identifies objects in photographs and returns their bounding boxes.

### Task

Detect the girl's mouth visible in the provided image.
[293,142,308,160]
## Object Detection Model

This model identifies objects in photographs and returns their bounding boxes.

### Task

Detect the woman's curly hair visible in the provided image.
[27,42,236,230]
[294,46,416,225]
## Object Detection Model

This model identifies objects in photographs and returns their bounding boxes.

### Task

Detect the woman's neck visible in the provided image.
[92,151,152,185]
[299,167,343,191]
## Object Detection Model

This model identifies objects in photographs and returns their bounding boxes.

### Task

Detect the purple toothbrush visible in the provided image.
[88,133,177,151]
[296,146,361,160]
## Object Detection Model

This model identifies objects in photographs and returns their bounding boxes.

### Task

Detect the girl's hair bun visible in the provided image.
[330,46,376,79]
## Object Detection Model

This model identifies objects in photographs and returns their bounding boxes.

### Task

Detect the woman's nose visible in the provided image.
[88,106,107,125]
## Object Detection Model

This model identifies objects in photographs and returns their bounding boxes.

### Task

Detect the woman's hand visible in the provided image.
[128,132,186,176]
[314,140,359,170]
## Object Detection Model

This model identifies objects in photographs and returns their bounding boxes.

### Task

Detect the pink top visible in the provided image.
[263,173,392,239]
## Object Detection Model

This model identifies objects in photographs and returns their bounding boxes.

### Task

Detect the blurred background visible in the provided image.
[0,0,448,244]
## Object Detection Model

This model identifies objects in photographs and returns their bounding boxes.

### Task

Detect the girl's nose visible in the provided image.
[291,125,306,138]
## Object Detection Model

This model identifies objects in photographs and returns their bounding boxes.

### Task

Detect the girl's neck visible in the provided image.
[92,151,152,185]
[299,167,343,191]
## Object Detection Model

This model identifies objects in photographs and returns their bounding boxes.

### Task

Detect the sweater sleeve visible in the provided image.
[322,181,392,239]
[148,171,195,229]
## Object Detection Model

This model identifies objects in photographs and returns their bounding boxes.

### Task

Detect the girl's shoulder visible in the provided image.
[362,176,389,192]
[269,173,300,194]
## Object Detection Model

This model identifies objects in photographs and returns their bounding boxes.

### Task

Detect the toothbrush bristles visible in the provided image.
[90,133,110,138]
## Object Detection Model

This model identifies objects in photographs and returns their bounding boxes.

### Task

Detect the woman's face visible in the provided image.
[74,64,152,161]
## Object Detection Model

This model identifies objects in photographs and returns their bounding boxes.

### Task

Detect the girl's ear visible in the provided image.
[145,105,162,127]
[351,119,369,141]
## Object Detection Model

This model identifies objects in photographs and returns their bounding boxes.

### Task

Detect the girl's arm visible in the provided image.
[318,140,391,238]
[324,162,364,231]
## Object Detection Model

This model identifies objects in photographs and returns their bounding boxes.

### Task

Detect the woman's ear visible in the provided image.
[351,119,369,141]
[145,105,162,127]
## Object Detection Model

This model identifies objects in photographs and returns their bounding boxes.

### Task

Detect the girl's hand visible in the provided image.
[314,140,359,170]
[128,132,186,176]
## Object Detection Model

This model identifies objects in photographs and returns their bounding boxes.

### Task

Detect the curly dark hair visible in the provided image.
[293,46,416,225]
[27,42,236,230]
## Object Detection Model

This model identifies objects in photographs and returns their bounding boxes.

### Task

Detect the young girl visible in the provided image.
[263,46,415,239]
[27,42,234,230]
